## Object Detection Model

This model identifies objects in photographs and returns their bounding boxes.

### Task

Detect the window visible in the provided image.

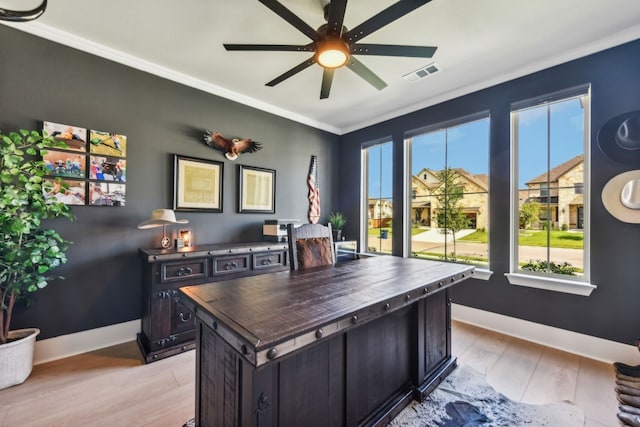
[406,115,490,268]
[362,141,393,255]
[508,85,595,295]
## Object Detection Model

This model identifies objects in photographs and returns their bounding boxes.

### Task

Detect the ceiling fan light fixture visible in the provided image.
[316,40,350,69]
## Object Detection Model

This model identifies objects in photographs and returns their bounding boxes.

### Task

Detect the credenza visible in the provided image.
[137,241,288,363]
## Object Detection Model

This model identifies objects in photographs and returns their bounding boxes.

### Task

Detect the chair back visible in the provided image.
[287,223,335,270]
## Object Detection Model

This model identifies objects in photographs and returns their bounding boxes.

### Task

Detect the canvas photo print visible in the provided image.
[43,150,87,179]
[89,182,126,206]
[89,130,127,157]
[43,121,87,152]
[43,178,86,206]
[90,155,126,182]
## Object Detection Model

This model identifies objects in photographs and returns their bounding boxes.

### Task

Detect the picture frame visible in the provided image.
[173,154,223,212]
[238,165,275,213]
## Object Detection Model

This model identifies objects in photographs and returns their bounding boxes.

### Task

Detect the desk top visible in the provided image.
[179,256,474,366]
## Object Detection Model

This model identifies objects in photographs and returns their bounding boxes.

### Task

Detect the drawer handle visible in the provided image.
[225,262,239,270]
[178,312,192,323]
[157,289,179,299]
[261,258,273,266]
[176,267,193,277]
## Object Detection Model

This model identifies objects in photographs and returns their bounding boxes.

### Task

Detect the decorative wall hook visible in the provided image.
[203,130,262,161]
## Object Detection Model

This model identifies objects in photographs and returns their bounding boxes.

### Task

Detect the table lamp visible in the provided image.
[137,209,188,249]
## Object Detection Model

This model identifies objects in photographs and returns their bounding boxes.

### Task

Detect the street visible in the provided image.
[367,230,584,269]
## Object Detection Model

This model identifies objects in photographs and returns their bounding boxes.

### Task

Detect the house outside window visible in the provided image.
[507,85,594,296]
[362,141,393,255]
[405,115,489,268]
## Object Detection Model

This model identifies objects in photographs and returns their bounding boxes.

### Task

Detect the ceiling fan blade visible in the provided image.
[351,44,437,58]
[346,57,387,91]
[325,0,347,38]
[320,69,335,99]
[345,0,432,43]
[266,57,316,87]
[258,0,320,42]
[224,44,315,53]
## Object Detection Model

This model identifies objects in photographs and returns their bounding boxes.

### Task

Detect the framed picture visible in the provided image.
[238,165,275,213]
[173,154,223,212]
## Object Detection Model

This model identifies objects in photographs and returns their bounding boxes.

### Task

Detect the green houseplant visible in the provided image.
[328,211,347,241]
[0,129,74,388]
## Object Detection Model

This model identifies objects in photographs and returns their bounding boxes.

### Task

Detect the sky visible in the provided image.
[367,96,586,198]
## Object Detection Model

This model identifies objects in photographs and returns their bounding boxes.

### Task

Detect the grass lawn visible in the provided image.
[368,227,425,237]
[460,229,583,249]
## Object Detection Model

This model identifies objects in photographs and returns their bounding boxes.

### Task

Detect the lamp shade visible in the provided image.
[137,209,188,229]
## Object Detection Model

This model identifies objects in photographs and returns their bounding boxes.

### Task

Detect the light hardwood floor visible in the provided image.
[0,321,621,427]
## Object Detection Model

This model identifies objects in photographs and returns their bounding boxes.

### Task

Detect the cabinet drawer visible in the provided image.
[253,251,286,270]
[213,255,250,276]
[161,260,207,284]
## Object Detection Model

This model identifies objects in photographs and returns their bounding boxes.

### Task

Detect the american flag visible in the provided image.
[307,155,320,224]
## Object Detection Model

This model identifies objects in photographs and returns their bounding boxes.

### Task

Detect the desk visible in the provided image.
[180,256,474,427]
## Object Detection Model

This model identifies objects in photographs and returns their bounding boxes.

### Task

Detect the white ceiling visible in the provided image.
[3,0,640,134]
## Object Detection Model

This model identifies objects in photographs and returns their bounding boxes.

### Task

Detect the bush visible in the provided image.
[521,259,578,275]
[561,223,569,231]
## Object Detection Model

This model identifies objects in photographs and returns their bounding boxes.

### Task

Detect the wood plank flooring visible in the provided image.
[0,320,621,426]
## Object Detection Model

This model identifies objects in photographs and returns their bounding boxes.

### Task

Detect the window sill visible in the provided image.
[472,268,493,281]
[504,273,596,296]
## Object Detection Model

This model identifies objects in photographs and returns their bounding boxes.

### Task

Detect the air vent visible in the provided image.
[403,63,440,82]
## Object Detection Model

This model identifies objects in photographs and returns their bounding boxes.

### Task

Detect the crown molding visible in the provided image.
[0,21,341,135]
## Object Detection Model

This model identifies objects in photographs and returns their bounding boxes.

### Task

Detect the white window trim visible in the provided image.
[509,85,595,295]
[403,112,491,270]
[473,268,493,281]
[505,273,595,296]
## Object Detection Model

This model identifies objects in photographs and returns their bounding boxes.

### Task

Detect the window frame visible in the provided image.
[404,112,492,279]
[506,84,596,296]
[361,139,394,256]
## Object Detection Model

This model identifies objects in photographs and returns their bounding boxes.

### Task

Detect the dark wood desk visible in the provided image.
[179,256,475,427]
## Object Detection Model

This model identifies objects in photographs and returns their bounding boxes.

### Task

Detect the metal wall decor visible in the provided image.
[203,130,262,161]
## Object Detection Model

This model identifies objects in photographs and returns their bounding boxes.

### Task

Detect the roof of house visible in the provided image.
[526,155,584,185]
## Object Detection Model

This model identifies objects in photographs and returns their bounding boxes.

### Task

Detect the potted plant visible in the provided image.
[328,211,347,241]
[0,129,74,389]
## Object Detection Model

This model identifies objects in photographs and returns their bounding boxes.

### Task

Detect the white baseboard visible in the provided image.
[33,307,639,366]
[453,304,639,365]
[34,320,140,365]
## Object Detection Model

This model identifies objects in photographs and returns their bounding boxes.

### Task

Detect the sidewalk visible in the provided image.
[412,228,476,243]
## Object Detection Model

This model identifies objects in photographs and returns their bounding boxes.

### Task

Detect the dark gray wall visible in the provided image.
[0,26,340,339]
[339,39,640,346]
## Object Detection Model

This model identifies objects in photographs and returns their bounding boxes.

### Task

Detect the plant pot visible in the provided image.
[332,229,342,242]
[0,328,40,390]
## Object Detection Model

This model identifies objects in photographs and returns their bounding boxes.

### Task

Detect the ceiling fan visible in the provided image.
[224,0,437,99]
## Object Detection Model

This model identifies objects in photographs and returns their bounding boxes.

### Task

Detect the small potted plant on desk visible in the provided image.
[328,211,347,242]
[0,129,74,390]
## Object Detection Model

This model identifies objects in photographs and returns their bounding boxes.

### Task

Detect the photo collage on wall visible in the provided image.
[42,121,127,207]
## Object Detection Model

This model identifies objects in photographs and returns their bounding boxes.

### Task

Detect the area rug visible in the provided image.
[182,365,585,427]
[389,365,585,426]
